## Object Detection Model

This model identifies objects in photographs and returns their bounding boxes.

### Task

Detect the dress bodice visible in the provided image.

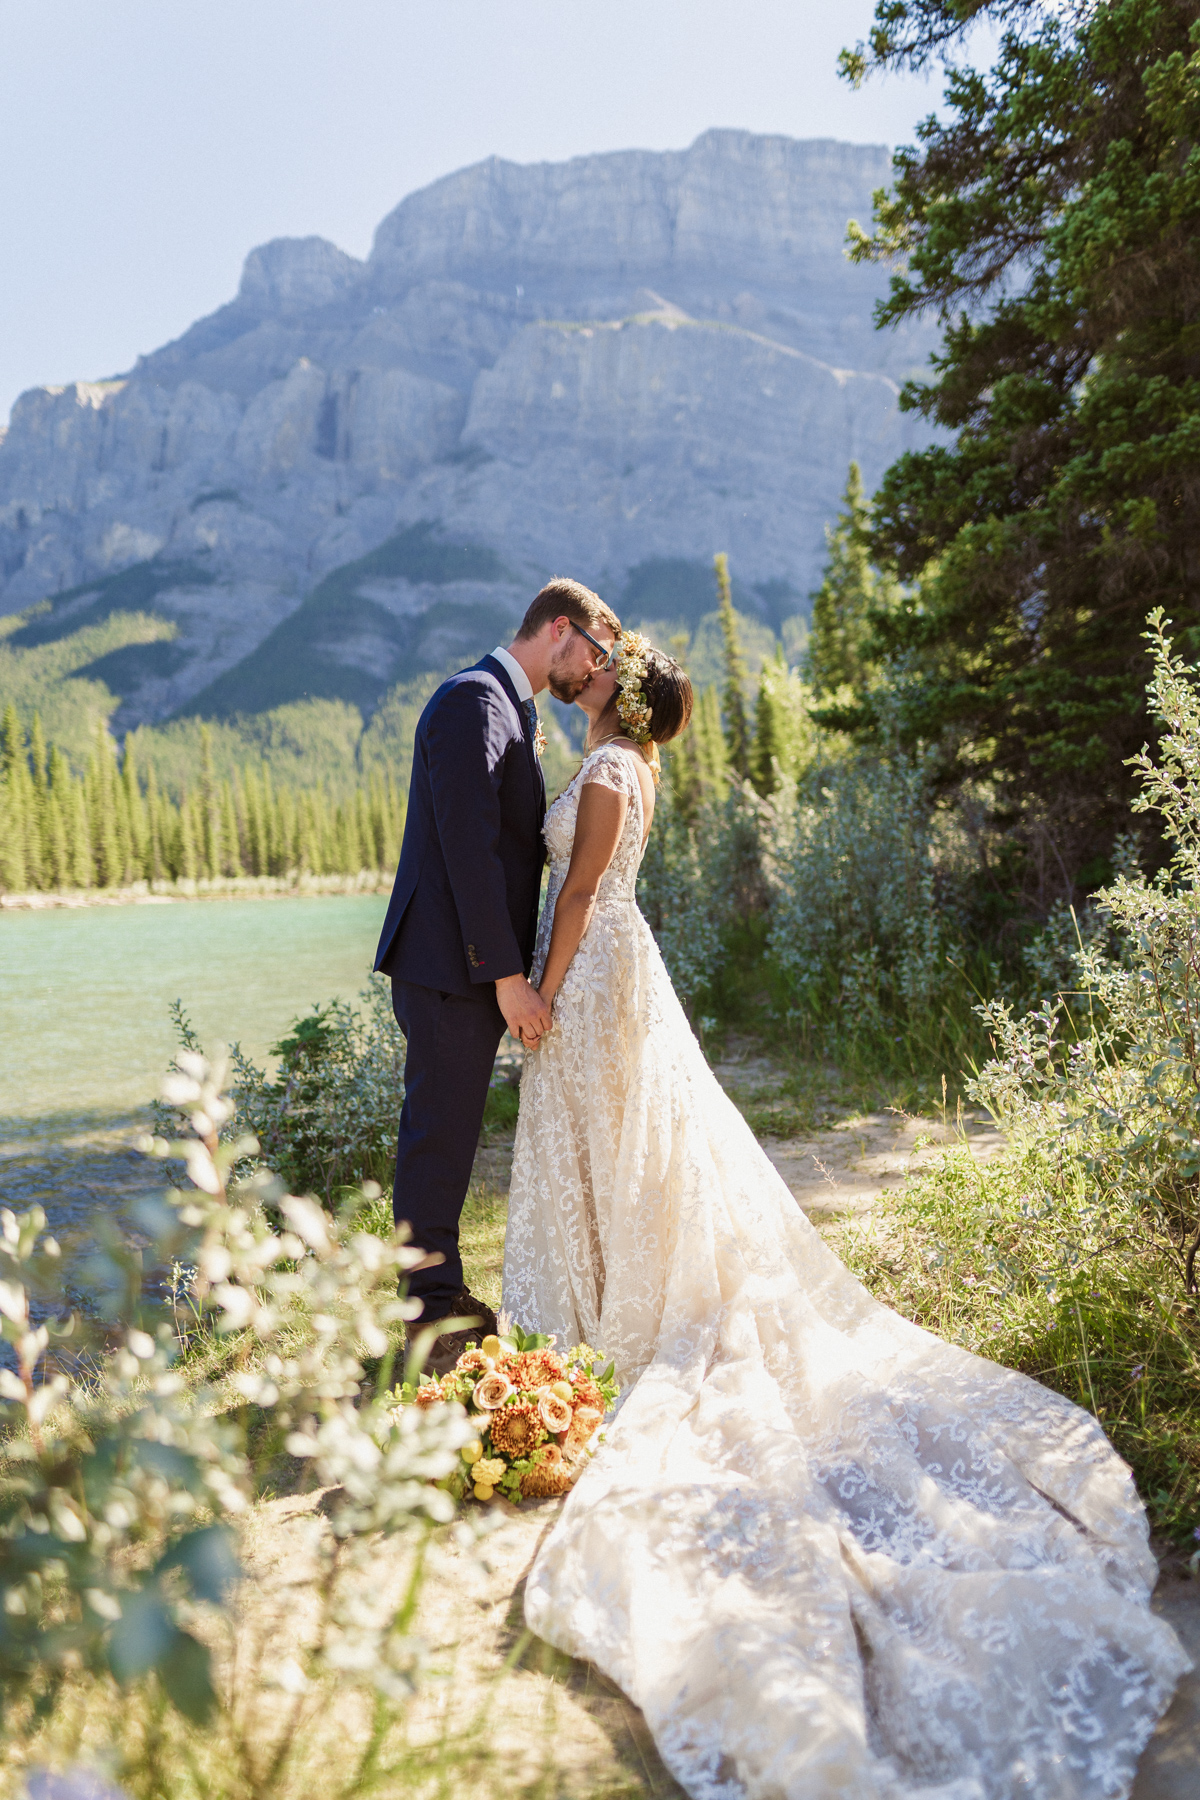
[532,742,648,985]
[543,745,647,894]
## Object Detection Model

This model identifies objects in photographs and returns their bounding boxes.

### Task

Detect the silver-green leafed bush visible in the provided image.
[767,752,955,1045]
[0,1046,470,1757]
[970,610,1200,1291]
[227,974,405,1201]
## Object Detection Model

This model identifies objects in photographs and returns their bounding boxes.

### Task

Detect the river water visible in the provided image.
[0,893,389,1287]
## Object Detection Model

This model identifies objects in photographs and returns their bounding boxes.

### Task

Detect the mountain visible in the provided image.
[0,130,935,739]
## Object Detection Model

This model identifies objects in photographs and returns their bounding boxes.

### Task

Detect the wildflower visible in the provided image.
[472,1371,514,1410]
[488,1400,547,1459]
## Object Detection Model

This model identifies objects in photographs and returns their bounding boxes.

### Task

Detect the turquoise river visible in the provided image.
[0,893,390,1279]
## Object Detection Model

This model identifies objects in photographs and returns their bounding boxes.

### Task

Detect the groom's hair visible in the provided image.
[515,578,621,643]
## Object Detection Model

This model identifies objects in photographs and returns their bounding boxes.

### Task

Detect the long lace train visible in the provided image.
[502,745,1189,1800]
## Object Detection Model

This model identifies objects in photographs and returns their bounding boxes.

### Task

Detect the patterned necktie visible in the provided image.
[522,697,539,740]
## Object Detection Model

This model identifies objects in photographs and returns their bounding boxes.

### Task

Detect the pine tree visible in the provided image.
[0,705,21,781]
[846,0,1200,873]
[144,766,164,882]
[751,660,784,798]
[66,774,92,889]
[0,710,29,894]
[86,728,122,889]
[806,463,889,697]
[714,552,750,781]
[43,790,69,889]
[178,793,199,883]
[242,768,265,876]
[120,739,147,883]
[199,726,221,879]
[220,780,243,878]
[276,788,298,876]
[355,789,373,874]
[692,686,730,804]
[28,712,46,787]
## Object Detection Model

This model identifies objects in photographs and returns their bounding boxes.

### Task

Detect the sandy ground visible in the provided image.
[238,1478,1197,1800]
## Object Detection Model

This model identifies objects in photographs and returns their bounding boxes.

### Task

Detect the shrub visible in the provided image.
[971,612,1200,1292]
[840,1141,1200,1543]
[0,1043,471,1780]
[765,749,970,1066]
[223,976,405,1201]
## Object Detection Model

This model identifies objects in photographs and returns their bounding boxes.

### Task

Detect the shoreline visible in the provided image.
[0,872,392,912]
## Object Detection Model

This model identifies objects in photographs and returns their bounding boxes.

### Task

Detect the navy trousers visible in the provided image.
[390,979,505,1315]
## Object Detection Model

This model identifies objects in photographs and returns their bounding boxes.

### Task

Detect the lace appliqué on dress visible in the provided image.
[502,744,1190,1800]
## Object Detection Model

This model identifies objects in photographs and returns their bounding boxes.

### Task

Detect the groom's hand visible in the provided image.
[496,973,553,1046]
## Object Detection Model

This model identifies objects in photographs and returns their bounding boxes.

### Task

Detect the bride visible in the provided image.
[501,631,1188,1800]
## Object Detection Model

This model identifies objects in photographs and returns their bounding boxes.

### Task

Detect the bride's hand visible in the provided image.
[521,990,554,1048]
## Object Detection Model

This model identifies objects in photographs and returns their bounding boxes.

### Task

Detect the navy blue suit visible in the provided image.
[375,655,546,1311]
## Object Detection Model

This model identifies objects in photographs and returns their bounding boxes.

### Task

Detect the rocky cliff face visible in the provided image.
[0,130,936,727]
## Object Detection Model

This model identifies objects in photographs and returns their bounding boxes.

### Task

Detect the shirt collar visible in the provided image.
[490,644,534,704]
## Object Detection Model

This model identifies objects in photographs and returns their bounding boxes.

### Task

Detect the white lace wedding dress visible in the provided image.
[502,744,1189,1800]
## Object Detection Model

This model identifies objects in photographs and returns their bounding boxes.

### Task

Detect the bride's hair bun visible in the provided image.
[640,648,693,747]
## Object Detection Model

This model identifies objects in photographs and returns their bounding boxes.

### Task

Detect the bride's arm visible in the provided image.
[534,782,627,1014]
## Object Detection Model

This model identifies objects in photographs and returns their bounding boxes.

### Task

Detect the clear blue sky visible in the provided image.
[1,0,958,424]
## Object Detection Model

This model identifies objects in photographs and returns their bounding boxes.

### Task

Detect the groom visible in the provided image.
[375,578,621,1373]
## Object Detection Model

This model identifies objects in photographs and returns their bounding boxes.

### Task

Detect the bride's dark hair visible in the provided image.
[587,646,693,776]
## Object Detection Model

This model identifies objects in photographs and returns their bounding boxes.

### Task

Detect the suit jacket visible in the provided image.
[374,655,547,996]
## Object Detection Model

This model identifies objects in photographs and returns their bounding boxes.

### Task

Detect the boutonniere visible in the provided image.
[533,722,547,759]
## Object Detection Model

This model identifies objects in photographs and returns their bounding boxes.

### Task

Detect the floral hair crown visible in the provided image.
[614,631,654,743]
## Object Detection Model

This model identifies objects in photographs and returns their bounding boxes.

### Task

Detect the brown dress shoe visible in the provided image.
[408,1289,498,1378]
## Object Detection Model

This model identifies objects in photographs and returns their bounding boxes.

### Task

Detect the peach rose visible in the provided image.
[472,1370,514,1411]
[536,1386,573,1434]
[566,1404,604,1452]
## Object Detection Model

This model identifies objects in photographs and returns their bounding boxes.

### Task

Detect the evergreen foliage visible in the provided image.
[805,462,895,699]
[0,709,407,895]
[843,0,1200,890]
[714,553,751,780]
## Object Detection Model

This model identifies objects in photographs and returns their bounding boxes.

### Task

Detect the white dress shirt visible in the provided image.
[490,644,534,704]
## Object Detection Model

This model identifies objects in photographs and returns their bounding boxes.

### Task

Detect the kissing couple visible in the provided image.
[373,579,1186,1800]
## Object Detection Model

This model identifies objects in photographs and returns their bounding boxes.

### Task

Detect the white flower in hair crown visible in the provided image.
[614,631,654,743]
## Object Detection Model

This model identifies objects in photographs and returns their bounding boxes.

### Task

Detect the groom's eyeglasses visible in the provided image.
[570,619,618,670]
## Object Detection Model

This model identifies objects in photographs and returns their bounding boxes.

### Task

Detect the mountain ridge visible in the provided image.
[0,129,934,738]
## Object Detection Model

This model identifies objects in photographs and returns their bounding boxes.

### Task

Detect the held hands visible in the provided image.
[495,973,553,1048]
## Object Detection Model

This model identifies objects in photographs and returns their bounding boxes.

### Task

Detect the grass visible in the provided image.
[837,1139,1200,1544]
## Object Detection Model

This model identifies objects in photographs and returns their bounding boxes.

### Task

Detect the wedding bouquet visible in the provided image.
[401,1320,618,1503]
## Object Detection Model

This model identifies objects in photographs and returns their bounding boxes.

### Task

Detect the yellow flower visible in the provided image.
[461,1440,483,1466]
[473,1482,495,1502]
[481,1334,502,1359]
[550,1379,573,1402]
[474,1457,505,1486]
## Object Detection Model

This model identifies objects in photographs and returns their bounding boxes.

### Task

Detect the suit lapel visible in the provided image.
[478,655,545,805]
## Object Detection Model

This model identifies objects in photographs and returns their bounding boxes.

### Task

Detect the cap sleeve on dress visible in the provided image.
[580,745,641,797]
